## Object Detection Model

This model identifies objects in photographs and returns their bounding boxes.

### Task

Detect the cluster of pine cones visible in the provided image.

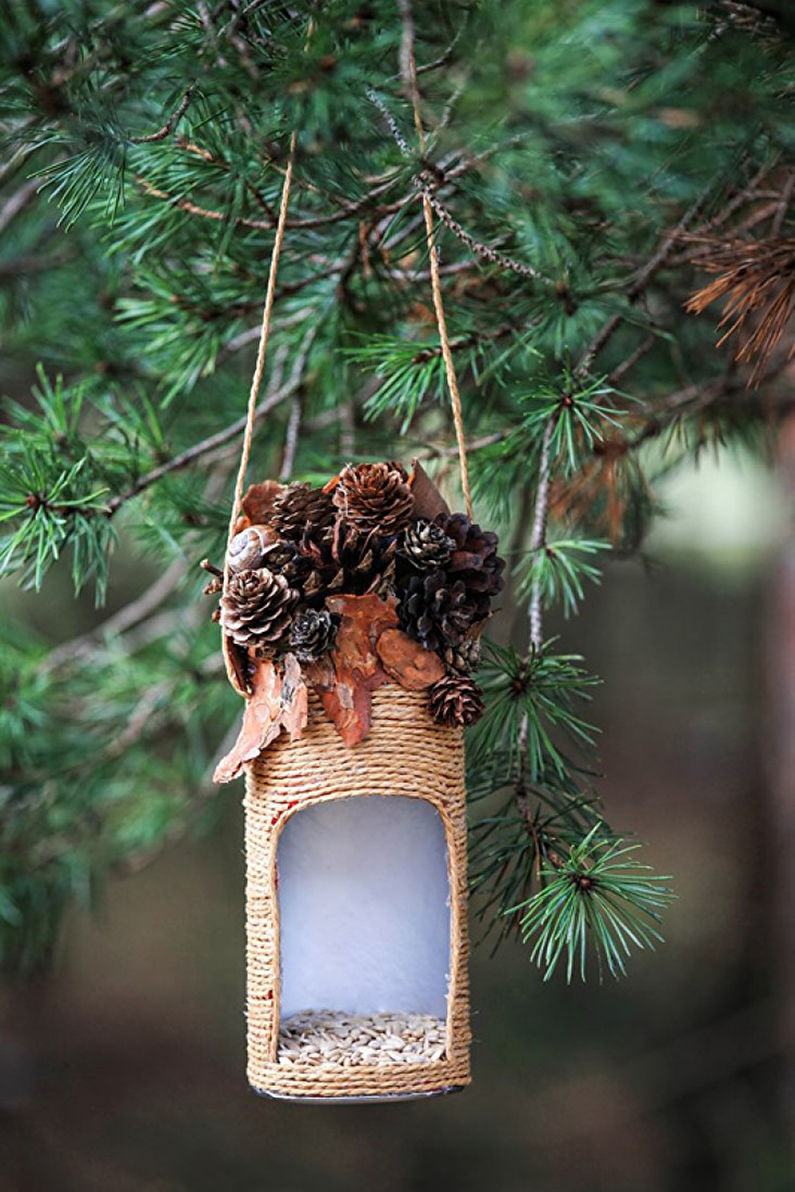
[215,461,504,727]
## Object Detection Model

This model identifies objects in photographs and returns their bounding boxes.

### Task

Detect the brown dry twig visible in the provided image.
[130,85,196,144]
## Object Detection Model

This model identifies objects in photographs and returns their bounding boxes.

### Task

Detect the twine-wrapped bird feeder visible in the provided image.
[209,122,502,1102]
[212,462,504,1102]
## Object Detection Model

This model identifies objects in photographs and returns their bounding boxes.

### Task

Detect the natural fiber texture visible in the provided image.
[400,0,473,520]
[244,682,471,1100]
[221,132,297,696]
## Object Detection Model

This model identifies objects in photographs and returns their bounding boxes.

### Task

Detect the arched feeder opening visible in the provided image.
[276,795,450,1067]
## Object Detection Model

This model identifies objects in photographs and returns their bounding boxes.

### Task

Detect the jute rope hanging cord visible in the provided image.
[223,130,298,574]
[399,0,474,521]
[224,6,474,581]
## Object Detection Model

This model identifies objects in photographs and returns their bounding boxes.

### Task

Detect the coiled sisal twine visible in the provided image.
[226,82,472,1099]
[246,687,471,1100]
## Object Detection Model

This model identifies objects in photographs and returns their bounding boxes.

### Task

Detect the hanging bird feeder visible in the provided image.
[208,95,502,1099]
[212,463,503,1102]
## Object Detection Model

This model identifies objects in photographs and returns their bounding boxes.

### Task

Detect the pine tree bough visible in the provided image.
[2,0,790,981]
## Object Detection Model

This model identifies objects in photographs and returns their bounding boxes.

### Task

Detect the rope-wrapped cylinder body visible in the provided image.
[245,683,471,1102]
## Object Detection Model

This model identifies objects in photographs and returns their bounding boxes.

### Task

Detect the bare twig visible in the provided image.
[106,322,317,516]
[46,559,188,669]
[528,415,557,650]
[771,171,795,237]
[0,177,41,236]
[608,333,657,385]
[577,185,715,377]
[279,392,303,481]
[366,86,553,285]
[136,176,273,230]
[130,85,196,144]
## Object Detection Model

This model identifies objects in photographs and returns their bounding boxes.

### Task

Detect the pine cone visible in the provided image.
[220,567,298,651]
[400,520,455,570]
[443,634,481,674]
[270,483,336,542]
[428,673,485,727]
[397,568,480,652]
[288,608,338,662]
[333,461,413,533]
[262,540,325,606]
[300,521,397,596]
[434,512,505,613]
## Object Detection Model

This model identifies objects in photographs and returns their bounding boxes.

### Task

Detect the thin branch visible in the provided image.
[279,392,302,481]
[136,176,273,230]
[0,177,41,236]
[608,333,656,385]
[577,185,715,376]
[528,415,557,650]
[771,171,795,237]
[411,319,521,362]
[424,189,552,284]
[366,87,553,285]
[130,85,196,143]
[46,558,188,668]
[106,323,318,516]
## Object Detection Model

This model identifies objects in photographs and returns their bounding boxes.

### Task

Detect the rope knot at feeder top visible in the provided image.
[211,460,505,785]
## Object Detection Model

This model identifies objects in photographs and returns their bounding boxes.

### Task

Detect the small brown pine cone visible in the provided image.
[262,540,325,606]
[288,608,338,662]
[220,567,298,651]
[428,673,485,727]
[333,461,413,533]
[396,568,480,652]
[443,634,482,674]
[270,483,336,542]
[300,521,397,596]
[434,512,505,614]
[400,520,455,570]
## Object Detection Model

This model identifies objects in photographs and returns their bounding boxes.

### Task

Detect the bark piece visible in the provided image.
[318,593,399,745]
[237,480,285,530]
[280,652,309,742]
[407,458,450,521]
[214,658,283,783]
[376,627,446,690]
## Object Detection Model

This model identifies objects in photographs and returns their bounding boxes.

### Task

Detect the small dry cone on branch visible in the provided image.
[684,233,795,382]
[210,460,505,780]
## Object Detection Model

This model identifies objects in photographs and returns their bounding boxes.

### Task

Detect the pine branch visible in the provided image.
[129,87,196,145]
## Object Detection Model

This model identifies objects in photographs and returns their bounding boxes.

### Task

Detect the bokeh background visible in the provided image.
[2,449,794,1192]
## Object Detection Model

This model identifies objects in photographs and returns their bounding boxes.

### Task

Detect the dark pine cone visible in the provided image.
[428,673,485,727]
[397,568,480,652]
[262,540,325,607]
[270,483,336,542]
[288,608,339,662]
[220,567,298,652]
[434,512,505,616]
[400,520,455,570]
[300,521,397,596]
[333,461,414,534]
[442,634,482,674]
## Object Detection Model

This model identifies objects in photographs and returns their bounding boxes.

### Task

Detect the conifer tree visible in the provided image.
[1,0,792,979]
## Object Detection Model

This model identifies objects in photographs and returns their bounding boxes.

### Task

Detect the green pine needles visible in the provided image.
[517,828,674,983]
[0,0,792,979]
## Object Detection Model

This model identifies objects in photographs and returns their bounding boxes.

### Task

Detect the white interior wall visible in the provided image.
[277,795,450,1019]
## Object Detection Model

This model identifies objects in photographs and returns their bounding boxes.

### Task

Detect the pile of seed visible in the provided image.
[277,1009,447,1066]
